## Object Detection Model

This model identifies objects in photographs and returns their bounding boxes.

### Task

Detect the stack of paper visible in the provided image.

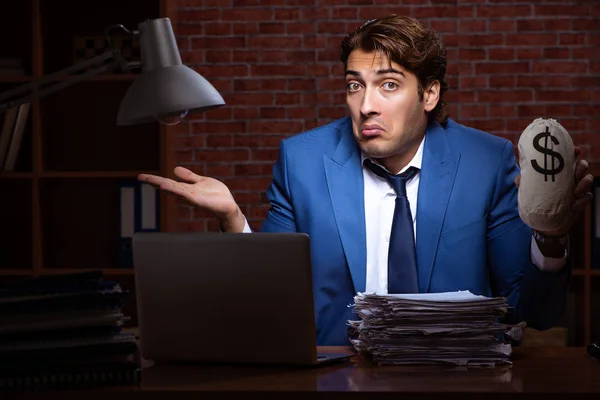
[0,271,139,390]
[349,291,523,367]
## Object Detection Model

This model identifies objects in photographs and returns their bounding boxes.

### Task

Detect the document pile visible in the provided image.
[0,271,139,390]
[349,291,523,367]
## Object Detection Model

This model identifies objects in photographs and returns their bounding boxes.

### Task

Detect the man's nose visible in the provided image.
[360,88,380,116]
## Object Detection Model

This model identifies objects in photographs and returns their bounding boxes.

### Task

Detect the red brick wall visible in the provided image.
[168,0,600,232]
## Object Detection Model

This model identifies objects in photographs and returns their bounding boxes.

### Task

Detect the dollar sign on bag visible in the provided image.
[531,126,564,182]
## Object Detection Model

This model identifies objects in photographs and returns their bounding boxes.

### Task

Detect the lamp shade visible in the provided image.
[117,18,225,126]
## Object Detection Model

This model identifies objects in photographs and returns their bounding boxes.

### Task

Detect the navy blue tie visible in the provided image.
[365,159,419,294]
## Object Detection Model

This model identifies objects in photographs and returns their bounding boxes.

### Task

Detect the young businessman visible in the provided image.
[140,15,594,346]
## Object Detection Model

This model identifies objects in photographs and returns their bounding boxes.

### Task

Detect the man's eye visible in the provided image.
[347,82,361,91]
[383,82,398,90]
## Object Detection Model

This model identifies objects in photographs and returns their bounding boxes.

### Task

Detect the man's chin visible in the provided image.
[359,143,395,159]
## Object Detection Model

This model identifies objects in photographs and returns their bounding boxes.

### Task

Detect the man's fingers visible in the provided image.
[138,173,171,188]
[138,171,209,210]
[174,166,205,184]
[575,159,589,182]
[140,167,207,187]
[514,173,521,188]
[139,173,189,197]
[572,192,593,212]
[575,173,594,198]
[138,173,179,188]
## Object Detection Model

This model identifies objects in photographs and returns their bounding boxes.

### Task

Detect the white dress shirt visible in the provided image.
[242,136,567,294]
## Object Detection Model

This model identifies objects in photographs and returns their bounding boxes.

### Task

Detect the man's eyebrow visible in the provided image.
[344,68,405,77]
[376,68,405,77]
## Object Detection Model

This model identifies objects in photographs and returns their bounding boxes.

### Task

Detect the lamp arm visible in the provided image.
[0,63,116,113]
[0,47,132,113]
[103,24,138,49]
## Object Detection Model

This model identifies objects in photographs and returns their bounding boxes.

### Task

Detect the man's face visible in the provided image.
[345,49,438,173]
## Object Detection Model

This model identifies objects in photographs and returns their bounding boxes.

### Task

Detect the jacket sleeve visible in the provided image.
[259,139,297,233]
[486,141,571,330]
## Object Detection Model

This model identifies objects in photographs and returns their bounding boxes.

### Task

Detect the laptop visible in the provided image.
[131,231,353,366]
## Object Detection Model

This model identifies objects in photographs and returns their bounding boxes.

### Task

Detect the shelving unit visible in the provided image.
[0,0,176,325]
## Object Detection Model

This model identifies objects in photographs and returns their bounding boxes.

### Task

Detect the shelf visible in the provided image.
[0,172,34,179]
[0,269,133,276]
[41,170,160,178]
[0,74,136,91]
[0,75,32,83]
[35,268,134,275]
[0,269,34,276]
[0,171,161,179]
[0,268,133,277]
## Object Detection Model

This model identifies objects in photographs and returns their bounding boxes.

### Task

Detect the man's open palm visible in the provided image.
[138,166,238,221]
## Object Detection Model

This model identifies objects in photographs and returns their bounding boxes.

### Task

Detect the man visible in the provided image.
[140,15,593,346]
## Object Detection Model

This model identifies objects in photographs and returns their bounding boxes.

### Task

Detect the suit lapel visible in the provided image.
[416,122,460,292]
[323,117,367,293]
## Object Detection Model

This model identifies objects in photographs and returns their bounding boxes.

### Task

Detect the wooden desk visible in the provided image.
[5,346,600,399]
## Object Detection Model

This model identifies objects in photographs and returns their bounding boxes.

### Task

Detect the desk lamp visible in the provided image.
[0,18,225,125]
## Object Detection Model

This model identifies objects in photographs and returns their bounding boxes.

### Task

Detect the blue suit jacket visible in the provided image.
[260,116,571,346]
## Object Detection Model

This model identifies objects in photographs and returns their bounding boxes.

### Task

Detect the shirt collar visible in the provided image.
[360,135,425,175]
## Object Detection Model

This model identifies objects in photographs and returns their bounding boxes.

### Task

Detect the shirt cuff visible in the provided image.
[530,236,567,273]
[219,216,253,233]
[242,217,253,233]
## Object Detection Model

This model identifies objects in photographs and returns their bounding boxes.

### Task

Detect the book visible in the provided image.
[3,102,30,171]
[0,107,17,167]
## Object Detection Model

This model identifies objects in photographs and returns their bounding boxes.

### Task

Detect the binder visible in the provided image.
[139,181,158,232]
[116,181,159,268]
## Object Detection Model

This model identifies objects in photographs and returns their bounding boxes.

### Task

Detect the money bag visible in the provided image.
[517,117,576,232]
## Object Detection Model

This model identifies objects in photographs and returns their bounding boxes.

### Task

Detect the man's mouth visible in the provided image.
[361,124,384,137]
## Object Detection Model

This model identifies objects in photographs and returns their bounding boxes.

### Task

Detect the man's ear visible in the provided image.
[423,81,440,112]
